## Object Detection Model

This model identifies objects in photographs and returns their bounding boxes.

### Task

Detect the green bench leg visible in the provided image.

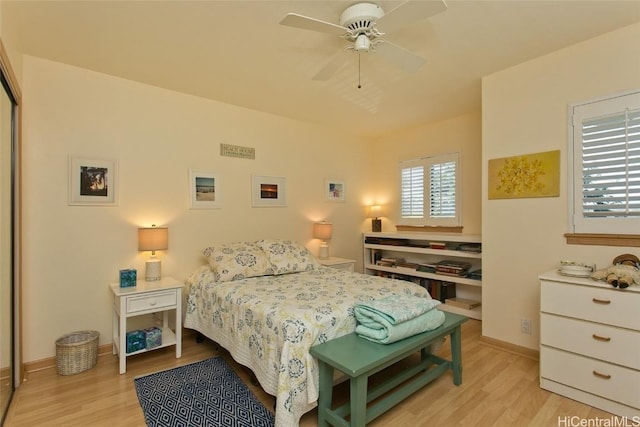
[317,361,334,427]
[350,374,368,427]
[450,325,463,385]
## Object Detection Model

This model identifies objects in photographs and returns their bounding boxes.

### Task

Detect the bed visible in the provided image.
[183,240,435,427]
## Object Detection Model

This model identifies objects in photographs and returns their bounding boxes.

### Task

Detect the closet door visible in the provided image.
[0,54,18,423]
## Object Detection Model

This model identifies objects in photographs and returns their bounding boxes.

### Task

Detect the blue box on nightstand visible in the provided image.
[119,269,137,288]
[126,330,145,353]
[143,326,162,349]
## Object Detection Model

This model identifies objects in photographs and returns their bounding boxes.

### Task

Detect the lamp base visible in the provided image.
[372,218,382,232]
[319,243,329,260]
[145,259,161,281]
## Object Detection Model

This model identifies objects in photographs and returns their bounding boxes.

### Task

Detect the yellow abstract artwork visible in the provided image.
[488,150,560,199]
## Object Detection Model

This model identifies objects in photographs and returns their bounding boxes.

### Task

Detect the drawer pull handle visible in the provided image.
[149,300,157,306]
[592,334,611,342]
[592,298,611,305]
[592,370,611,380]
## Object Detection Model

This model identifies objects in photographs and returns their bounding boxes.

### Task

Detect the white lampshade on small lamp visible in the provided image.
[313,222,332,260]
[138,225,168,281]
[370,205,382,232]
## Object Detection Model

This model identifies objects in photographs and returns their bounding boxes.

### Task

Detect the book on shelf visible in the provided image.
[427,280,456,302]
[456,243,482,253]
[429,242,447,250]
[376,257,405,267]
[444,297,481,309]
[416,263,436,273]
[435,260,472,276]
[397,261,419,269]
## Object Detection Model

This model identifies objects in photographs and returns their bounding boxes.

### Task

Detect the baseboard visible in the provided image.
[23,329,197,375]
[23,343,114,374]
[479,336,539,361]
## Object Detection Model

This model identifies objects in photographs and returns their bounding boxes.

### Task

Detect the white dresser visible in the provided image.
[539,271,640,418]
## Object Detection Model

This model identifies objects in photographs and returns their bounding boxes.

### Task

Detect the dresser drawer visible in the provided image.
[126,290,177,314]
[540,280,640,330]
[541,313,640,370]
[540,346,640,409]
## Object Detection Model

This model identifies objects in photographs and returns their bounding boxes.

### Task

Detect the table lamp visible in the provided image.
[138,225,168,281]
[370,205,382,232]
[313,222,332,260]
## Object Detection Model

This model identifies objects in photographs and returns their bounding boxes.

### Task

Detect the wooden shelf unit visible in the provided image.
[363,232,482,320]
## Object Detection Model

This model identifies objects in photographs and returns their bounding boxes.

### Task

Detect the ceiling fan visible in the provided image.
[279,1,447,82]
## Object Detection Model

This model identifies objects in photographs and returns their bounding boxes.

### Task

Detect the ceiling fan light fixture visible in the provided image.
[339,3,384,33]
[354,34,371,52]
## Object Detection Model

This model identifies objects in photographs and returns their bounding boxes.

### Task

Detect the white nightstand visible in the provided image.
[318,257,356,272]
[110,276,184,374]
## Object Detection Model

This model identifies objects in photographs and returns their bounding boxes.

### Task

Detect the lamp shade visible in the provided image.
[369,205,382,218]
[138,226,168,252]
[313,222,332,240]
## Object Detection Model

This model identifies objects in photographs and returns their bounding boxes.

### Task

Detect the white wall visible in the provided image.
[21,56,373,362]
[482,23,640,349]
[370,112,482,235]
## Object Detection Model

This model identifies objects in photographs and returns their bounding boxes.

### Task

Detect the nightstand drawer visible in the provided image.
[330,262,354,272]
[127,290,177,314]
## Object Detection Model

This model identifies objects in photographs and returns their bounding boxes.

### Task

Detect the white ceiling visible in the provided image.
[4,0,640,138]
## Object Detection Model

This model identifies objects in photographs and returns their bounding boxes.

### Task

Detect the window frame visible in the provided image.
[399,152,461,227]
[568,90,640,235]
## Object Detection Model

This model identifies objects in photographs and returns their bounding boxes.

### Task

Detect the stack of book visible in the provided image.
[435,260,472,277]
[376,257,405,267]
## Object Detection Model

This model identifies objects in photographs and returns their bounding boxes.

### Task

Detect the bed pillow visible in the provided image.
[202,242,275,282]
[256,239,320,275]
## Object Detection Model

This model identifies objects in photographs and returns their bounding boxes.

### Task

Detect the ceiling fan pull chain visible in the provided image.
[358,54,362,89]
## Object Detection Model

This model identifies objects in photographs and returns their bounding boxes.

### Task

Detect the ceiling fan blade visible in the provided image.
[375,0,447,34]
[374,40,426,73]
[313,51,349,81]
[280,13,348,36]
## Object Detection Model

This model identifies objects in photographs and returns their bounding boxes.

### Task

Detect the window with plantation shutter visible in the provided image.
[400,153,460,226]
[569,91,640,234]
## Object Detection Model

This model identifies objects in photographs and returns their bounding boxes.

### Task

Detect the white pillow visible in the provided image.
[202,242,274,282]
[255,239,320,275]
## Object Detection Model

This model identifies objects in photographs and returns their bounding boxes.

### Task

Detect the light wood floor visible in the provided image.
[5,320,612,426]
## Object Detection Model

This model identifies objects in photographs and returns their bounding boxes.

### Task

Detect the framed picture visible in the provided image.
[68,156,118,206]
[252,175,287,207]
[325,179,345,202]
[189,169,221,209]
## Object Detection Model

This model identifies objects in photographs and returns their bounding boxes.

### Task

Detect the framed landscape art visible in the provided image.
[189,169,221,209]
[252,175,287,207]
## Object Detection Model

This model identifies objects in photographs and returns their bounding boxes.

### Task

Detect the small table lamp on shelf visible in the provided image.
[313,221,332,260]
[369,205,382,232]
[138,225,168,281]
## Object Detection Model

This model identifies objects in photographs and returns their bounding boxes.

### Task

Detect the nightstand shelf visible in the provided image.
[110,276,184,374]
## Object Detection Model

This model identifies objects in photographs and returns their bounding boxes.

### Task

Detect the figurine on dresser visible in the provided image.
[590,253,640,289]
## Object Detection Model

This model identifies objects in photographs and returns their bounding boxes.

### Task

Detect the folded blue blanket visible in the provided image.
[354,294,445,344]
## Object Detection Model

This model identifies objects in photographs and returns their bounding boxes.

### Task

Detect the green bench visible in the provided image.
[310,311,468,427]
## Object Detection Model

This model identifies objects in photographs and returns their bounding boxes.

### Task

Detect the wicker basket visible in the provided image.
[55,330,99,375]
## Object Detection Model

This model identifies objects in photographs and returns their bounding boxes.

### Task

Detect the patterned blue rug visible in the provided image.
[134,357,275,427]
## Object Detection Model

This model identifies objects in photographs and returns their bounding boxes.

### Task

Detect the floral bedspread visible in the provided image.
[184,265,431,427]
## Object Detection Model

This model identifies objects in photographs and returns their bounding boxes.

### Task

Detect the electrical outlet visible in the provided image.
[520,319,532,335]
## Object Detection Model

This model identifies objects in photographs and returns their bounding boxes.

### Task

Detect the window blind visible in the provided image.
[401,165,424,218]
[429,161,456,218]
[581,108,640,218]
